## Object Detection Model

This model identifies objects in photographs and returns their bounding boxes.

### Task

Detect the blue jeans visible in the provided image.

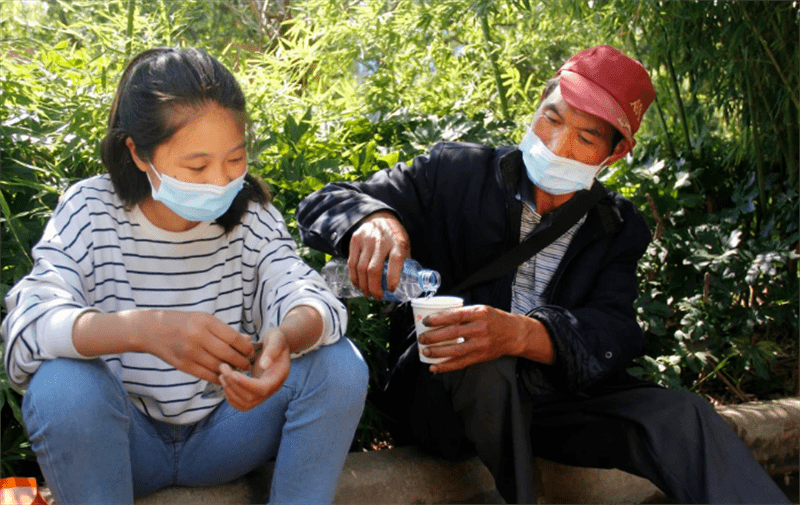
[22,337,368,505]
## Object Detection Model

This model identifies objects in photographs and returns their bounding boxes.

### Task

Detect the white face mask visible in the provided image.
[148,163,246,222]
[519,129,603,195]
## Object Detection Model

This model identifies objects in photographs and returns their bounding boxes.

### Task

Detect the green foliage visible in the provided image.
[0,343,38,478]
[609,131,798,399]
[337,298,393,451]
[595,0,800,212]
[585,0,799,400]
[1,0,797,480]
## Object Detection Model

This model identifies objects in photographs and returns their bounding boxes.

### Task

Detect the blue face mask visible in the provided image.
[148,163,246,222]
[519,129,603,195]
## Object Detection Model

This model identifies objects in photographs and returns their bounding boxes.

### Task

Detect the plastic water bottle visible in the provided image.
[321,257,441,302]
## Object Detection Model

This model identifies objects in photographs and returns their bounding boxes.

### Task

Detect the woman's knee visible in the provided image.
[24,358,129,429]
[300,337,369,405]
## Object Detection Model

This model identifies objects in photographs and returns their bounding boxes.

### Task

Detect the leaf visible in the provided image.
[0,190,33,269]
[377,151,399,168]
[3,388,23,425]
[643,300,672,316]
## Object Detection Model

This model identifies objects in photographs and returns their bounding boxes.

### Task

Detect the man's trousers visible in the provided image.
[384,356,790,504]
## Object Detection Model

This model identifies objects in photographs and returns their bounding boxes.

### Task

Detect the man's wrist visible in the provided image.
[516,314,555,365]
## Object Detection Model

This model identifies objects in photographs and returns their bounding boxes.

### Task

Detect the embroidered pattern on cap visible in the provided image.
[630,99,644,122]
[617,116,632,136]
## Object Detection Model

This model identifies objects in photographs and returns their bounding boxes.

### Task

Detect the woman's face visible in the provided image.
[127,102,247,231]
[144,103,247,188]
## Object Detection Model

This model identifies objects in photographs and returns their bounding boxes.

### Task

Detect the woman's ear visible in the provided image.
[125,137,149,174]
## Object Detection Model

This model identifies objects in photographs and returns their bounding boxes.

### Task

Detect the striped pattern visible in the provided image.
[2,174,346,424]
[511,199,586,315]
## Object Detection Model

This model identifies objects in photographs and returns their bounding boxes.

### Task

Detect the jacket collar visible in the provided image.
[498,146,524,197]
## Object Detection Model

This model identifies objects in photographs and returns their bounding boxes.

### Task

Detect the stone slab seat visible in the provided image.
[41,397,799,504]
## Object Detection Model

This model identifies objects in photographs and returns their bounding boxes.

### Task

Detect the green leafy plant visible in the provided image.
[0,344,39,478]
[611,132,798,401]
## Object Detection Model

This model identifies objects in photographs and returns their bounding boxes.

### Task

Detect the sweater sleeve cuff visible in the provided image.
[38,307,99,359]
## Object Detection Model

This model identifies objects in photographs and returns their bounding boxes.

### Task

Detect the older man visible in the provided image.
[297,45,788,504]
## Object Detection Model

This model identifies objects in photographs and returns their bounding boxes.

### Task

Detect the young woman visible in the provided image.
[2,47,368,504]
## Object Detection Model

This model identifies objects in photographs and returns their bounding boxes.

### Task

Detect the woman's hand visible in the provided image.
[218,304,323,412]
[73,309,255,385]
[219,327,291,412]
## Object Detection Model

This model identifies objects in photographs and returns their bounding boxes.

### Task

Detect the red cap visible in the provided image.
[556,45,655,151]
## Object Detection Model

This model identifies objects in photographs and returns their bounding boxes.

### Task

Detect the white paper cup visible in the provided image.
[411,296,464,364]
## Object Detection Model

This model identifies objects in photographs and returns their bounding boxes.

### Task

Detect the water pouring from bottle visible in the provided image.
[321,257,440,303]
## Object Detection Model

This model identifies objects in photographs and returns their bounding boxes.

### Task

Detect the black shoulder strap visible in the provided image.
[450,182,608,296]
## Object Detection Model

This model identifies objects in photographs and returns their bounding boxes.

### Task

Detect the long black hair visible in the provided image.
[100,47,269,232]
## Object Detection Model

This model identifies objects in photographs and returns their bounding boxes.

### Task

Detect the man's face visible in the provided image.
[531,85,621,166]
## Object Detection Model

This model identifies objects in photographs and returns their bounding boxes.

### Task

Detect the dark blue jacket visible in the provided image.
[297,141,652,398]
